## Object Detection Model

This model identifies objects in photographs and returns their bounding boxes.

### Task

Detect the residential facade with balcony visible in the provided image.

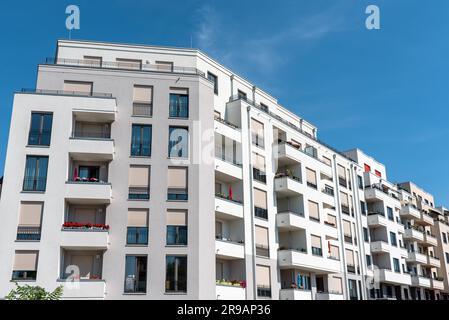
[0,39,448,300]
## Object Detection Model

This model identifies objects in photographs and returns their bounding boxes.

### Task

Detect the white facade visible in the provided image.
[0,40,447,300]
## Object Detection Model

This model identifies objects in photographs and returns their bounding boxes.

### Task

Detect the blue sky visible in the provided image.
[0,0,448,205]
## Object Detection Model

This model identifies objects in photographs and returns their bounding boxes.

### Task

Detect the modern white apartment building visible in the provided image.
[0,39,447,300]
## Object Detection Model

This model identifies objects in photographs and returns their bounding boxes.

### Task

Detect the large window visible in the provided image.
[169,88,189,118]
[124,256,147,293]
[393,258,400,273]
[390,232,397,247]
[131,124,152,156]
[12,251,38,281]
[128,166,150,200]
[306,168,317,189]
[165,256,187,293]
[127,210,148,245]
[23,156,48,192]
[17,202,43,241]
[254,188,268,219]
[308,200,320,221]
[252,152,266,183]
[28,112,53,146]
[363,227,369,242]
[251,118,264,149]
[387,207,394,221]
[256,265,271,297]
[207,72,218,94]
[168,126,189,158]
[311,235,323,256]
[133,85,153,117]
[255,226,269,257]
[167,167,188,201]
[166,210,188,245]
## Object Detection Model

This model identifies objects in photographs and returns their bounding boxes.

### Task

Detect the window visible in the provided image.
[259,103,268,112]
[167,167,188,201]
[304,144,318,159]
[346,249,355,273]
[165,256,187,293]
[348,279,358,300]
[360,201,367,215]
[366,255,372,266]
[445,252,449,264]
[127,210,148,245]
[375,170,382,178]
[340,191,350,214]
[251,118,264,148]
[207,72,218,94]
[329,245,340,260]
[128,166,150,200]
[363,227,369,242]
[166,210,188,246]
[337,165,347,187]
[322,156,332,166]
[73,121,110,139]
[252,153,266,183]
[124,256,147,293]
[343,220,352,243]
[256,265,271,297]
[393,258,400,273]
[133,85,153,116]
[23,156,48,192]
[28,112,53,146]
[364,164,371,173]
[131,125,152,156]
[12,251,38,280]
[168,126,189,158]
[17,202,43,241]
[255,226,269,257]
[308,200,320,221]
[169,88,189,118]
[237,90,247,100]
[155,61,174,72]
[387,207,394,221]
[306,168,317,189]
[254,188,268,219]
[357,175,363,189]
[442,233,447,244]
[390,232,397,247]
[116,58,142,70]
[63,80,93,95]
[311,235,322,256]
[83,56,102,67]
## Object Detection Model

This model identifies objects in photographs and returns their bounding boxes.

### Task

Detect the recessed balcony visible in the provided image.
[214,117,241,143]
[59,280,106,300]
[423,232,438,247]
[60,226,109,250]
[276,211,307,231]
[216,283,246,300]
[215,239,245,260]
[277,249,341,274]
[65,182,112,204]
[215,195,244,220]
[215,157,243,181]
[279,289,312,300]
[274,175,303,197]
[370,241,390,254]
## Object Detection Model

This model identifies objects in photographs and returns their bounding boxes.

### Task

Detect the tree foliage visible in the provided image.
[5,282,63,300]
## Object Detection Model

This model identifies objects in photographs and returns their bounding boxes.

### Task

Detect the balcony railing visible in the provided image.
[253,168,267,183]
[215,193,242,204]
[46,57,206,77]
[72,130,111,140]
[275,172,302,183]
[344,235,353,244]
[16,226,41,241]
[20,88,113,98]
[255,244,270,258]
[311,247,323,256]
[167,188,188,201]
[347,265,356,274]
[128,187,150,200]
[257,286,272,298]
[255,206,268,220]
[322,187,334,196]
[341,205,350,215]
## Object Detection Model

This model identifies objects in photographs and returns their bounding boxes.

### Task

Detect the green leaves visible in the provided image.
[5,282,63,300]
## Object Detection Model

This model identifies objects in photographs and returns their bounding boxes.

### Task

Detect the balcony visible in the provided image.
[416,212,434,226]
[423,232,438,247]
[276,142,301,166]
[431,278,445,290]
[279,289,312,300]
[215,158,243,181]
[411,275,431,288]
[376,269,412,286]
[316,292,344,300]
[278,249,341,274]
[403,228,424,242]
[59,280,106,299]
[424,255,441,268]
[364,187,385,202]
[216,284,246,300]
[69,137,114,161]
[60,227,109,249]
[399,205,421,220]
[370,241,390,254]
[406,252,427,264]
[276,211,307,231]
[214,117,241,142]
[274,175,303,197]
[65,181,112,204]
[367,212,388,228]
[215,195,243,220]
[215,239,245,260]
